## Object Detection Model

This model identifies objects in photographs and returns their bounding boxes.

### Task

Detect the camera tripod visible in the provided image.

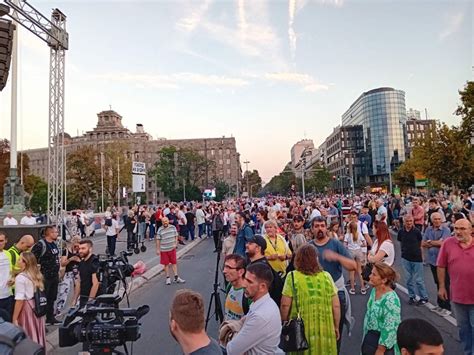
[205,233,224,330]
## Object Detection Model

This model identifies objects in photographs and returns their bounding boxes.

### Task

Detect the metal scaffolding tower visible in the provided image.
[4,0,68,229]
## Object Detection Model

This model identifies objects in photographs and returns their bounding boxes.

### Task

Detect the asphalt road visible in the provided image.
[53,234,463,355]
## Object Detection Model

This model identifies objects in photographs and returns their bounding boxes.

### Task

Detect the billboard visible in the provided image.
[132,161,146,175]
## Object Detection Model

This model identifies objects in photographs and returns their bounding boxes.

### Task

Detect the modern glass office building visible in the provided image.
[342,87,407,184]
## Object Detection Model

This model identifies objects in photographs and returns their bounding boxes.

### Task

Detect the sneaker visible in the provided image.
[174,277,186,284]
[178,240,185,245]
[363,284,371,291]
[416,298,428,306]
[430,306,442,313]
[166,277,171,285]
[408,298,417,305]
[349,289,356,295]
[361,288,367,295]
[437,308,452,317]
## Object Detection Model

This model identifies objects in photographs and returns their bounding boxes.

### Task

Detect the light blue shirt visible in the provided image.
[423,225,451,266]
[226,293,281,355]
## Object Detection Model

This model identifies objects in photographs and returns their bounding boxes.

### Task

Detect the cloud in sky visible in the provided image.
[95,72,249,89]
[176,0,213,33]
[439,11,464,41]
[264,72,329,92]
[288,0,297,60]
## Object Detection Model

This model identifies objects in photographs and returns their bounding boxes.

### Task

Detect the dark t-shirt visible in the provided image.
[397,227,423,262]
[62,248,80,273]
[249,257,283,306]
[190,338,222,355]
[79,254,99,298]
[31,239,60,279]
[185,212,195,226]
[309,238,351,282]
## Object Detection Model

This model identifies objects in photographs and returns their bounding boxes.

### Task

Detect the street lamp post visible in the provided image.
[243,160,250,196]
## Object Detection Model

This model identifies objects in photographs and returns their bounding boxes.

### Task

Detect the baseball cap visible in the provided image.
[247,235,267,252]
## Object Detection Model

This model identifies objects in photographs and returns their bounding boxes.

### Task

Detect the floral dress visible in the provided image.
[363,289,401,354]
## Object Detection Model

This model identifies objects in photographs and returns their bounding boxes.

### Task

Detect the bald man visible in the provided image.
[7,234,35,272]
[437,219,473,354]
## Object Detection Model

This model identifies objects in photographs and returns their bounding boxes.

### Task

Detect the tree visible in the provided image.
[101,142,132,206]
[25,175,47,213]
[305,166,332,193]
[149,146,216,201]
[214,179,230,202]
[394,82,474,189]
[261,163,296,196]
[243,169,262,196]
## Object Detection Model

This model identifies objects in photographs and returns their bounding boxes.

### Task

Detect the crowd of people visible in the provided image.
[0,189,472,354]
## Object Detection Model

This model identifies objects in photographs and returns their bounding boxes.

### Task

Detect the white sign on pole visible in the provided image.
[132,161,146,175]
[132,174,146,192]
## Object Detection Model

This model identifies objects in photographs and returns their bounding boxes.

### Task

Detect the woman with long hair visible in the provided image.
[362,262,401,354]
[329,220,342,241]
[12,252,46,347]
[280,244,340,355]
[367,221,395,266]
[344,221,367,295]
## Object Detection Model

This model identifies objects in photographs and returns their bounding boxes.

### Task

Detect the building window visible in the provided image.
[211,149,215,156]
[227,169,231,175]
[226,159,230,164]
[219,159,223,165]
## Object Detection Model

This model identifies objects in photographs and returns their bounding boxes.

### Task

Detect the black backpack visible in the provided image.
[105,218,113,227]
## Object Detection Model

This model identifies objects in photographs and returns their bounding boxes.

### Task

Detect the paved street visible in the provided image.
[53,235,462,354]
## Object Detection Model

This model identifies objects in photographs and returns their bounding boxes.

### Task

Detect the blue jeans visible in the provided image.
[107,234,117,256]
[187,224,195,240]
[198,223,205,238]
[149,223,155,240]
[452,302,474,355]
[453,303,474,355]
[401,258,428,300]
[206,224,212,237]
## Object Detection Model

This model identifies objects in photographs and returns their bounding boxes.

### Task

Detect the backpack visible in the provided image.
[23,275,47,318]
[105,218,112,227]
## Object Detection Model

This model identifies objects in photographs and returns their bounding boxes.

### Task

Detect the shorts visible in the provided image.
[160,249,177,265]
[350,249,364,264]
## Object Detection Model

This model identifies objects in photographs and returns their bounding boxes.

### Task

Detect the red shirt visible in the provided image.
[437,237,474,304]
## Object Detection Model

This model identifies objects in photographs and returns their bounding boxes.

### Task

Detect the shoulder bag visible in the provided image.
[279,272,309,352]
[24,275,47,318]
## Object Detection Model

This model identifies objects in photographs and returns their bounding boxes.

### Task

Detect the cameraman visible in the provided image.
[73,240,100,307]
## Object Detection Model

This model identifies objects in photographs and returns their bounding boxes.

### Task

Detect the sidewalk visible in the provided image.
[46,236,206,353]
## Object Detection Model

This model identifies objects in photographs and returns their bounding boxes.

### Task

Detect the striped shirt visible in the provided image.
[157,225,178,251]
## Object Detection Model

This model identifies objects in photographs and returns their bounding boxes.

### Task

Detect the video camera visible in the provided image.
[0,317,44,355]
[98,250,135,295]
[59,294,149,354]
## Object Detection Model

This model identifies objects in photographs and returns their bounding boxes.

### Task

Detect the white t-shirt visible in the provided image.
[344,233,365,251]
[357,221,369,253]
[15,273,35,300]
[20,216,37,225]
[105,219,119,236]
[195,209,206,225]
[177,210,187,226]
[310,208,321,220]
[370,239,395,266]
[0,252,11,299]
[3,217,18,226]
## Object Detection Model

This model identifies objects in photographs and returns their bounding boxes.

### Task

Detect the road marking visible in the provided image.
[395,283,457,326]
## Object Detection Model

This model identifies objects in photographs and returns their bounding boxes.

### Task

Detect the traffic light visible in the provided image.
[0,4,14,92]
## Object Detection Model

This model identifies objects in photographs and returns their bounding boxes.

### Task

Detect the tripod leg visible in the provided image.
[214,290,224,324]
[205,291,215,330]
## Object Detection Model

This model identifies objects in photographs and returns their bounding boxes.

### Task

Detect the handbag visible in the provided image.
[361,330,395,355]
[362,263,373,282]
[279,272,309,352]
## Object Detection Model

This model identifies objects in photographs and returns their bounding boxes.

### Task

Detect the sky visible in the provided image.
[0,0,472,183]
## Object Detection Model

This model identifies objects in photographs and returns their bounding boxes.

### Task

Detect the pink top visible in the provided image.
[437,237,474,304]
[411,205,425,225]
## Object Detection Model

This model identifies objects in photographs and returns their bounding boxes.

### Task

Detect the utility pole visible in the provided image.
[100,152,104,212]
[301,158,306,200]
[243,160,250,196]
[117,157,120,208]
[183,178,186,202]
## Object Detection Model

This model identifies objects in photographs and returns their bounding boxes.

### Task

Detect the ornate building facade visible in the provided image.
[24,110,242,203]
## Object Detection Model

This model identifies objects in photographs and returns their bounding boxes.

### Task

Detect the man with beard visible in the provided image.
[233,212,254,257]
[169,290,222,354]
[156,217,185,285]
[222,224,238,258]
[309,216,356,353]
[246,235,283,306]
[73,239,100,307]
[226,263,281,355]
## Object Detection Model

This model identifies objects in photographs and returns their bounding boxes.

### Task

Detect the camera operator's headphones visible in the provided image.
[0,318,45,355]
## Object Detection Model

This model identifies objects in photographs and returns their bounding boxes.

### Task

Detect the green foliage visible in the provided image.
[25,175,47,213]
[214,179,230,201]
[261,163,296,195]
[394,81,474,189]
[243,169,262,196]
[305,166,332,193]
[149,146,216,201]
[0,139,30,206]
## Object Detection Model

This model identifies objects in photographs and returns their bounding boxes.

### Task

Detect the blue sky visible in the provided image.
[0,0,471,182]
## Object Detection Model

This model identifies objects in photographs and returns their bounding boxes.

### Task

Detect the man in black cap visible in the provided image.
[246,235,283,306]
